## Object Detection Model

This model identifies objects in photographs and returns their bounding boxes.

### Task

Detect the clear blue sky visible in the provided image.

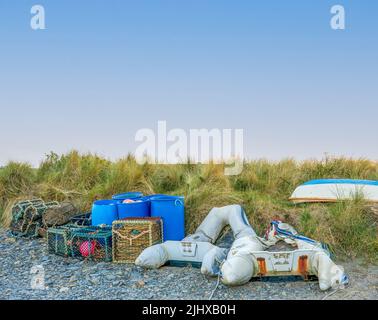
[1,1,377,166]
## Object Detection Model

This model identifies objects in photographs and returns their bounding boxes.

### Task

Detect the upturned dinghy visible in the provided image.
[290,179,378,203]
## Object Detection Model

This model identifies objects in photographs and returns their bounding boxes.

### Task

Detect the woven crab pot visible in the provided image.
[47,225,85,257]
[11,217,42,238]
[69,226,113,262]
[70,212,92,226]
[112,217,163,264]
[12,199,44,220]
[11,199,56,225]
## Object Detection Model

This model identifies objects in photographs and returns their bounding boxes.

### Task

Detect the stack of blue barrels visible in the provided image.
[91,192,185,241]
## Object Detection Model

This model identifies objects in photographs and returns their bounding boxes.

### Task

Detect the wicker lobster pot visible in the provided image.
[112,217,163,264]
[69,226,113,262]
[70,212,92,226]
[10,199,59,238]
[47,225,85,257]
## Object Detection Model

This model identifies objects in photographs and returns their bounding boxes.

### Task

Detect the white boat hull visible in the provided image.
[290,179,378,203]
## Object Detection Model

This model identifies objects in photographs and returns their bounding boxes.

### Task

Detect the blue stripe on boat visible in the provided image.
[303,179,378,186]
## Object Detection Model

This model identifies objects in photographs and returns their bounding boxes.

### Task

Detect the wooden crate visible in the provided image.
[112,218,163,264]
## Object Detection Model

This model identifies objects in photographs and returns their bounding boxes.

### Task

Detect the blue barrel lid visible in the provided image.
[93,199,118,206]
[150,195,184,205]
[112,192,143,200]
[142,194,168,200]
[150,195,184,200]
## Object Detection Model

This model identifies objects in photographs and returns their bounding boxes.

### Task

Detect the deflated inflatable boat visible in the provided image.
[135,205,349,291]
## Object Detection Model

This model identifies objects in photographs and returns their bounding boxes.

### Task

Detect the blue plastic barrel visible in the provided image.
[142,194,167,201]
[117,200,150,219]
[92,200,118,226]
[150,196,185,241]
[112,192,143,201]
[142,194,167,209]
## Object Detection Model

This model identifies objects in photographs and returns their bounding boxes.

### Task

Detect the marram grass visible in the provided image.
[0,151,377,262]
